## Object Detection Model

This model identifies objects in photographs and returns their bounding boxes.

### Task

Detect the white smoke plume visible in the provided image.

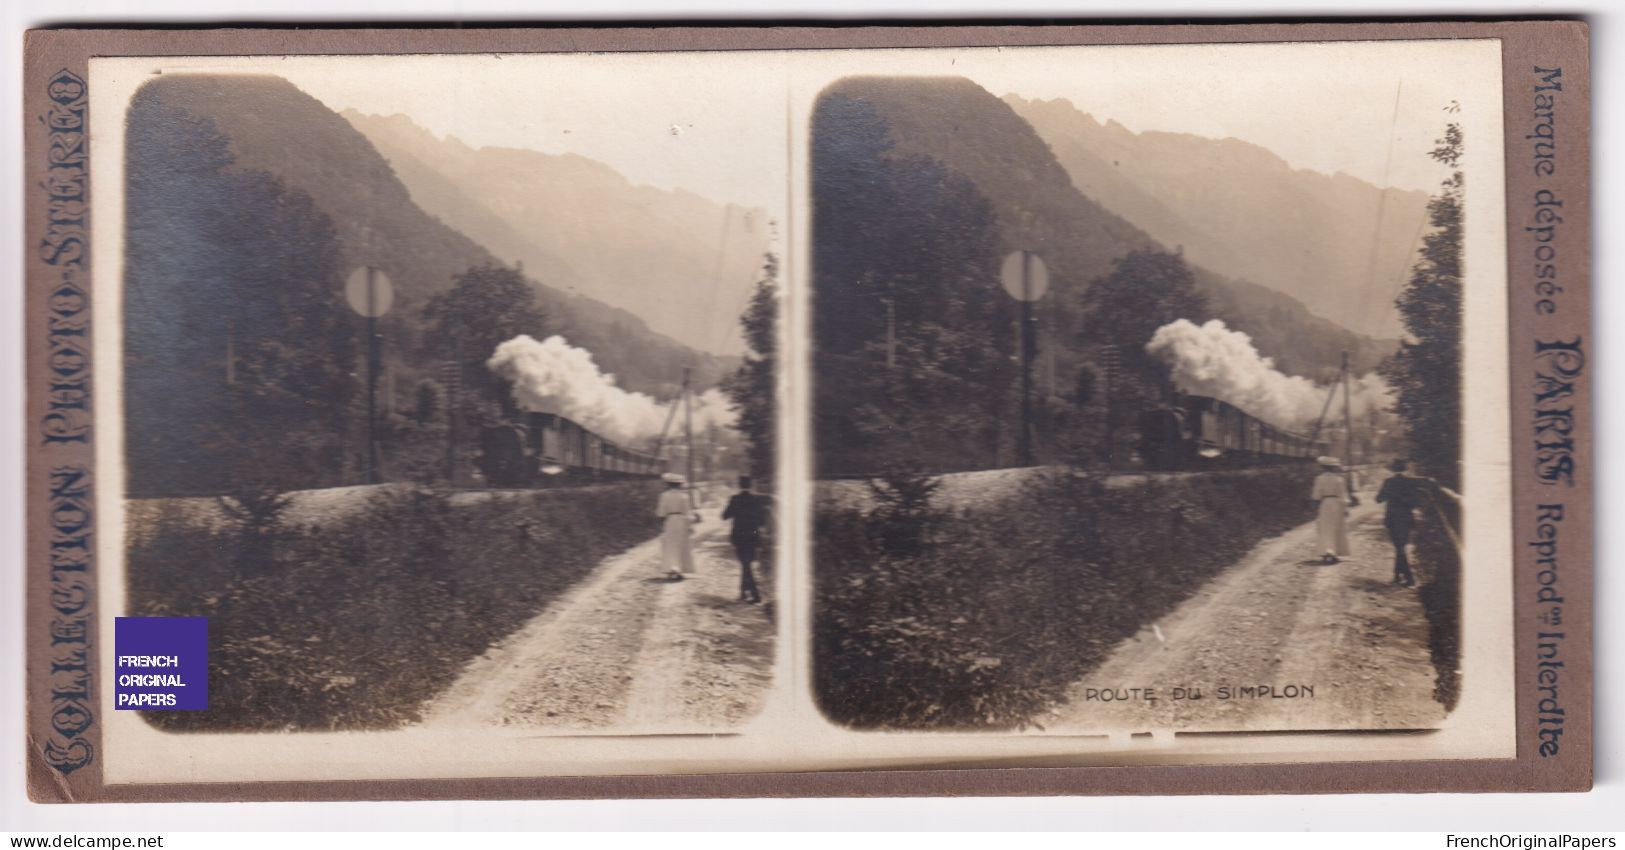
[487,334,736,447]
[1145,319,1391,429]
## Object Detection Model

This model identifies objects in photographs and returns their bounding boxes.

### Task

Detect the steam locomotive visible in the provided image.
[1137,394,1328,471]
[476,411,665,487]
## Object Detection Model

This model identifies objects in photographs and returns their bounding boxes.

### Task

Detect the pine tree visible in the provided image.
[722,254,779,480]
[1380,122,1464,490]
[210,169,357,491]
[1074,248,1208,465]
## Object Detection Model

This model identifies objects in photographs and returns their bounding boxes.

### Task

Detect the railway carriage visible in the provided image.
[1138,394,1328,471]
[475,411,664,487]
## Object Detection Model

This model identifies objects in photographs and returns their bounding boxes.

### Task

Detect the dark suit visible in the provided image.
[723,491,771,601]
[1376,474,1429,585]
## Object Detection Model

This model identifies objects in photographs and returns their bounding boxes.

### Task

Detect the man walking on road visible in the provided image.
[1375,458,1429,587]
[722,476,772,604]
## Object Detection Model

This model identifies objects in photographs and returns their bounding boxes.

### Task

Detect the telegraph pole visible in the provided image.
[885,294,897,371]
[1000,250,1050,468]
[652,389,681,466]
[682,367,697,509]
[440,355,461,487]
[1341,350,1356,488]
[1101,344,1121,469]
[1020,287,1034,466]
[345,266,394,485]
[225,318,236,386]
[683,369,695,487]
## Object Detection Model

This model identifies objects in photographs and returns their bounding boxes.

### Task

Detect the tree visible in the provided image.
[209,170,358,491]
[1379,119,1465,712]
[811,92,1014,475]
[124,85,356,495]
[722,253,779,480]
[409,380,441,425]
[1079,248,1208,395]
[1073,249,1207,466]
[1380,122,1463,490]
[422,262,547,410]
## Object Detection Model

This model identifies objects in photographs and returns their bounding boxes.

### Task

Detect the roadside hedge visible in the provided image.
[813,468,1316,729]
[1414,498,1462,710]
[127,482,660,731]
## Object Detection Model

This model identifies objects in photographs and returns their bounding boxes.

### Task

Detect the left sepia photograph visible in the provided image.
[109,58,784,738]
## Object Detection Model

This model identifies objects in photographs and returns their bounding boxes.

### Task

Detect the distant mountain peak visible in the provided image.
[819,74,1394,381]
[1007,94,1413,195]
[142,74,737,395]
[1003,92,1428,338]
[344,109,770,356]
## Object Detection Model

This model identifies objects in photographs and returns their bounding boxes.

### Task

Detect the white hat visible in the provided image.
[661,472,686,484]
[1317,456,1342,467]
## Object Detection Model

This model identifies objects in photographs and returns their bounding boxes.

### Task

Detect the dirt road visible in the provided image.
[1050,494,1445,733]
[421,502,775,733]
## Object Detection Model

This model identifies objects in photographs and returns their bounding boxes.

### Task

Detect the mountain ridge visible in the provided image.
[821,76,1395,381]
[137,73,736,395]
[343,109,770,356]
[1005,94,1430,339]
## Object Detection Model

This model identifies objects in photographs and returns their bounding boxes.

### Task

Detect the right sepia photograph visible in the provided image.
[807,41,1507,738]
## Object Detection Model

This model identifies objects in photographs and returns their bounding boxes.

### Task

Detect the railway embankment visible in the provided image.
[813,465,1318,730]
[126,481,661,731]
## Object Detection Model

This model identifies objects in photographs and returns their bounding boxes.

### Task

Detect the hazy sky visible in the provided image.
[272,53,793,211]
[239,39,1492,212]
[937,39,1489,196]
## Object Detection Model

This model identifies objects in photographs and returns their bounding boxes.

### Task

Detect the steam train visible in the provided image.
[1137,394,1329,471]
[477,411,665,487]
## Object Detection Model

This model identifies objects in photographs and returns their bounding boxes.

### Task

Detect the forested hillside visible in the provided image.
[847,77,1391,378]
[123,74,735,495]
[134,75,734,397]
[813,76,1394,475]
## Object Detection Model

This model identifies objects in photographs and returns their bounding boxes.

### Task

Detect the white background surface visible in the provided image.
[3,0,1618,833]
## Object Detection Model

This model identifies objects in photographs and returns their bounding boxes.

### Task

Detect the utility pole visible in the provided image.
[440,355,460,487]
[345,265,393,486]
[1000,250,1050,468]
[365,273,380,483]
[682,367,697,510]
[652,387,681,467]
[1048,327,1057,402]
[885,294,896,371]
[1101,345,1120,470]
[1310,354,1350,448]
[1341,350,1356,489]
[225,318,236,386]
[1020,281,1034,467]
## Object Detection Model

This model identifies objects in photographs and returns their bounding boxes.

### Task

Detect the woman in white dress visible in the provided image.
[657,473,697,580]
[1310,457,1355,563]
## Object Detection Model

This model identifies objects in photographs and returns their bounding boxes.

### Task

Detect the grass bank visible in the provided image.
[813,467,1316,730]
[128,482,661,731]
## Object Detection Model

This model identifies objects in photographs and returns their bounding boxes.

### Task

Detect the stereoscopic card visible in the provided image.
[23,21,1591,801]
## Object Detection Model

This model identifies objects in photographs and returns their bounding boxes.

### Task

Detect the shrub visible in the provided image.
[865,464,944,557]
[1413,496,1462,710]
